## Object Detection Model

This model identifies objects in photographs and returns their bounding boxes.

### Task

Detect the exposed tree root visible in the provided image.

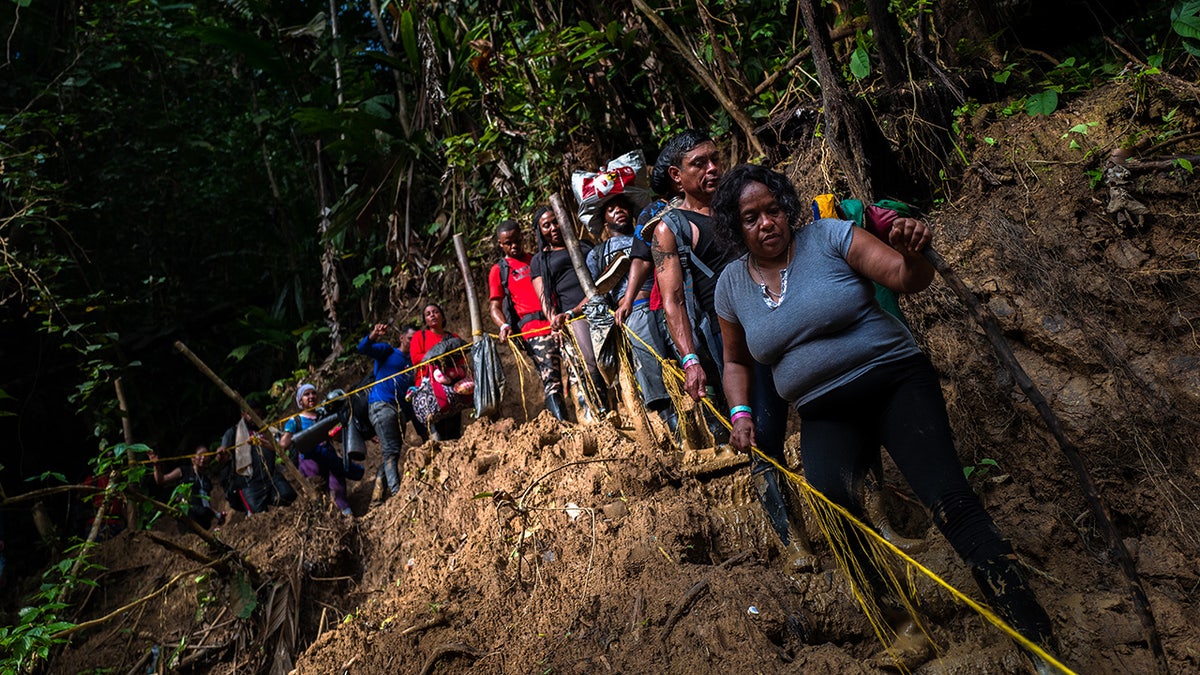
[417,642,486,675]
[659,551,752,653]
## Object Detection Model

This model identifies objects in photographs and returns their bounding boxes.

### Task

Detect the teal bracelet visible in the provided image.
[730,405,752,417]
[681,353,700,368]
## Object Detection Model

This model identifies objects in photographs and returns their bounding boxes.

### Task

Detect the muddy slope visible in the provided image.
[51,81,1200,674]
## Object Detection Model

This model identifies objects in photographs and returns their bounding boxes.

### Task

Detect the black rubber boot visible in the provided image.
[754,467,816,572]
[544,393,568,421]
[657,407,679,437]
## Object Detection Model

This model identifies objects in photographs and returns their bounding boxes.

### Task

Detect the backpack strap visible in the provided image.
[662,208,715,278]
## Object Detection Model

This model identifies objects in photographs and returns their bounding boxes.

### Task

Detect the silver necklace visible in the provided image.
[748,241,792,310]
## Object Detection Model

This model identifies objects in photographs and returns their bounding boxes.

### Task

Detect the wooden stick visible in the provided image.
[172,341,316,500]
[146,532,223,567]
[398,616,447,637]
[113,378,141,530]
[452,233,484,339]
[923,246,1167,674]
[659,551,751,647]
[52,558,227,639]
[550,193,601,300]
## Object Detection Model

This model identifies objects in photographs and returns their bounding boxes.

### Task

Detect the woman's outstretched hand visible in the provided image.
[887,217,932,257]
[730,416,755,454]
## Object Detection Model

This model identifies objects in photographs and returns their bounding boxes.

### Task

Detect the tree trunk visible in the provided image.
[798,0,873,200]
[864,0,908,86]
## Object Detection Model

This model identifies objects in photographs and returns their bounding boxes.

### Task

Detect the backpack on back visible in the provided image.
[813,194,917,327]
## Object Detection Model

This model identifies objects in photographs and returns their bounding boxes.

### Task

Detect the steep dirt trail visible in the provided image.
[50,82,1200,674]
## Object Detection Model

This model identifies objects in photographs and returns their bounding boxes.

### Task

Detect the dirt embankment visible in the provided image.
[51,82,1200,674]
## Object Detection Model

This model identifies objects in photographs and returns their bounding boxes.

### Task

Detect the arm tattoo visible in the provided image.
[650,238,679,273]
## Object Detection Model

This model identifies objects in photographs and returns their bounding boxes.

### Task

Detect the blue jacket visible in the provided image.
[356,335,413,405]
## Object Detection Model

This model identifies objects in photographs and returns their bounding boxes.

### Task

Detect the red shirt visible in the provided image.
[487,254,551,337]
[410,329,463,387]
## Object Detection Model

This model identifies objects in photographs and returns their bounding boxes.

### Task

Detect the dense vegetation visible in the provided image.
[1,0,1196,669]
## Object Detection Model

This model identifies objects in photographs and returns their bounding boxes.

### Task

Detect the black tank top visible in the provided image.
[678,209,736,312]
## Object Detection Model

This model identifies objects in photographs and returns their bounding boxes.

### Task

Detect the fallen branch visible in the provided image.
[173,340,315,500]
[630,0,765,158]
[52,558,228,639]
[3,483,105,504]
[171,637,234,669]
[146,532,223,567]
[398,616,447,637]
[125,489,230,553]
[1141,131,1200,156]
[659,551,752,648]
[417,642,485,675]
[1123,154,1200,172]
[924,245,1167,675]
[1105,35,1200,104]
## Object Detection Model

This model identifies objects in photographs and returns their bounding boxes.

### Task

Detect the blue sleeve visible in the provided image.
[283,417,299,434]
[356,334,394,360]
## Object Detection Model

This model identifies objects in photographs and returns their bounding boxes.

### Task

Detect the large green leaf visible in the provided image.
[1025,90,1059,117]
[850,46,870,80]
[400,10,419,68]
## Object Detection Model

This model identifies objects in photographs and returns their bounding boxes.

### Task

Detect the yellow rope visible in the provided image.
[617,312,1074,673]
[504,336,535,421]
[151,305,1072,672]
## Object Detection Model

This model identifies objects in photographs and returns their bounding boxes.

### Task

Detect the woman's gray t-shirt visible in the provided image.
[714,219,920,405]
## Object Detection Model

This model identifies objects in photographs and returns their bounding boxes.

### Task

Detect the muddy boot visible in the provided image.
[544,392,568,421]
[866,602,934,671]
[657,407,680,446]
[863,478,927,554]
[573,386,595,424]
[755,468,817,573]
[971,554,1057,670]
[370,470,386,505]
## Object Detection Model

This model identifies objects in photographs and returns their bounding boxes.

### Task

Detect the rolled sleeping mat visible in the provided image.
[287,414,339,455]
[343,415,368,462]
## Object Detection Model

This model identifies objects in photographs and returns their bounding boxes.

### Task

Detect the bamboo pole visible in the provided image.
[173,341,316,500]
[549,194,600,299]
[113,377,140,529]
[452,233,483,338]
[923,246,1167,674]
[550,194,653,441]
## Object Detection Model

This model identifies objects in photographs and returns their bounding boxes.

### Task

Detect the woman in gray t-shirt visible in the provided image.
[711,164,1055,670]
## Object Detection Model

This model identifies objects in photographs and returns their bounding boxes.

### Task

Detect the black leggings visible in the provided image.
[796,353,1053,645]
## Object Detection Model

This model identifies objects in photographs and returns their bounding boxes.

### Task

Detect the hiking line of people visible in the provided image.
[135,128,1061,673]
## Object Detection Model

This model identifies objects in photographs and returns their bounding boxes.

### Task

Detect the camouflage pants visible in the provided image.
[526,334,563,397]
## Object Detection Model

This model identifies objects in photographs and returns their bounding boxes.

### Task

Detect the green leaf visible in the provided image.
[1176,158,1194,173]
[400,10,419,68]
[229,344,254,362]
[849,46,870,80]
[1025,90,1058,117]
[233,573,257,619]
[1173,15,1200,40]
